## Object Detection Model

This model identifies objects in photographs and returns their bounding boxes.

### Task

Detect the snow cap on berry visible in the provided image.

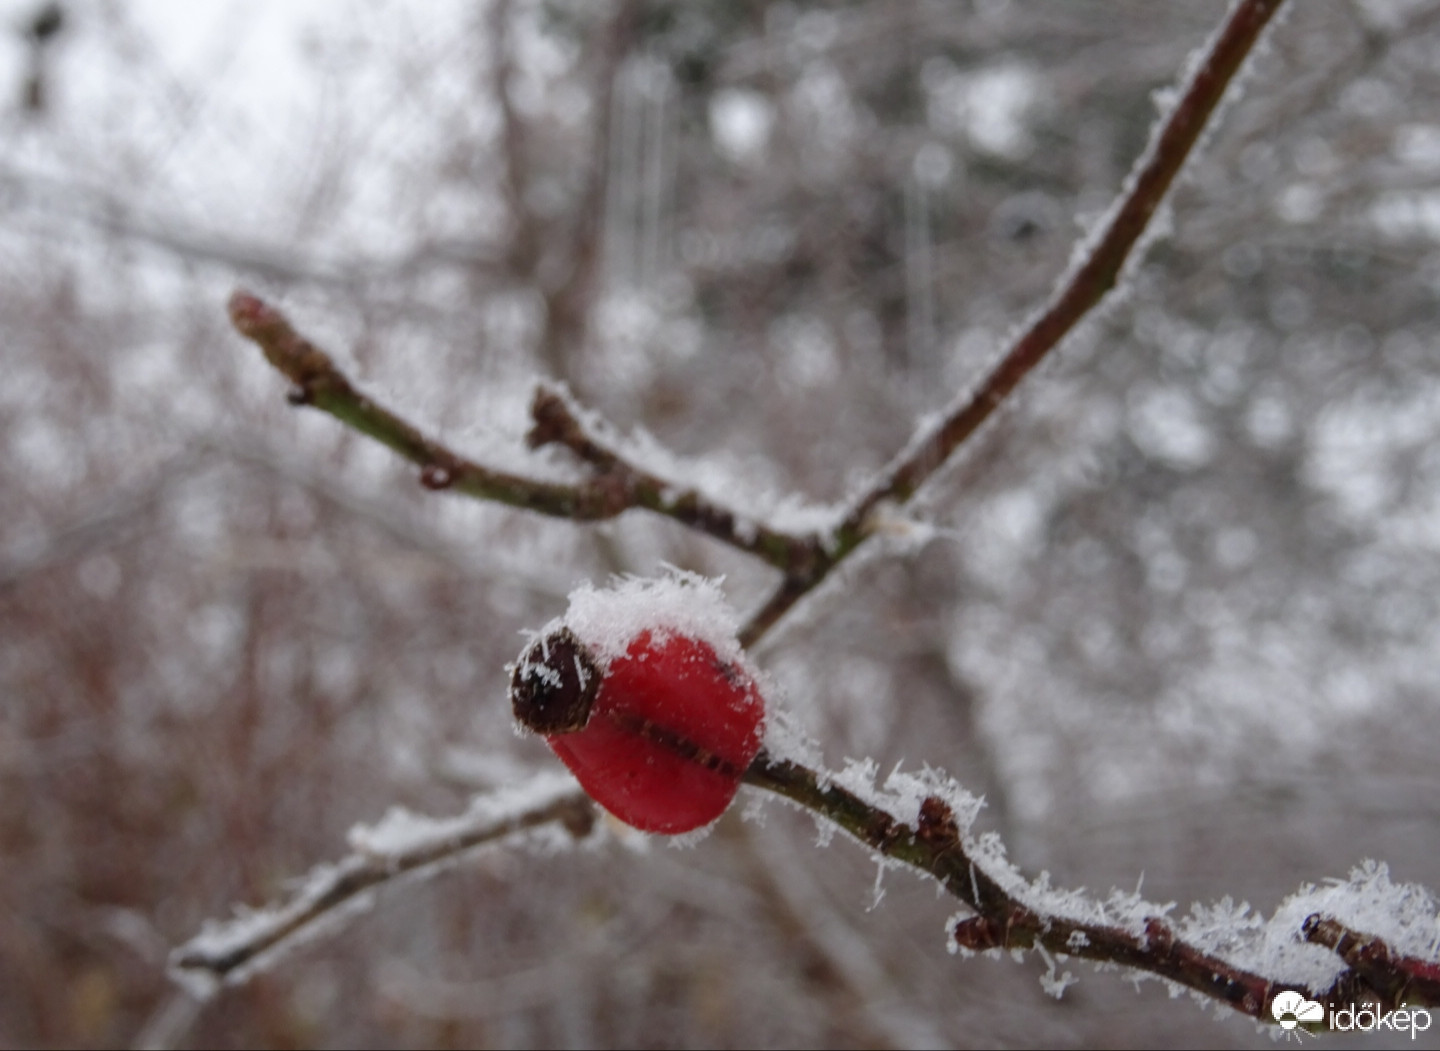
[509,571,768,835]
[560,570,749,671]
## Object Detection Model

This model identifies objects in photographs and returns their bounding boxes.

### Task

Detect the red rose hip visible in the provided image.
[510,625,766,834]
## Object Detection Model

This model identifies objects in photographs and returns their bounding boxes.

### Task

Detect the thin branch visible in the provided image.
[737,0,1286,647]
[1302,914,1440,1009]
[171,742,1438,1027]
[488,0,532,275]
[741,751,1272,1015]
[227,291,820,574]
[170,775,595,989]
[0,450,202,593]
[213,432,574,597]
[526,383,824,576]
[534,1,638,381]
[741,747,1439,1025]
[0,164,504,288]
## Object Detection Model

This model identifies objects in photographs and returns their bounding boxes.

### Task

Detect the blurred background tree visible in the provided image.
[3,0,1439,1046]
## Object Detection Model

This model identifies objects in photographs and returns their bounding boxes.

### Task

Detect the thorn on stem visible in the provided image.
[419,464,455,490]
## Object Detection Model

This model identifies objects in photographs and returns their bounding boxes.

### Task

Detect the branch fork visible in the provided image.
[193,0,1440,1032]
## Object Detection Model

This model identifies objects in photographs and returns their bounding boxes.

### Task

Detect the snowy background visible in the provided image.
[4,0,1440,1046]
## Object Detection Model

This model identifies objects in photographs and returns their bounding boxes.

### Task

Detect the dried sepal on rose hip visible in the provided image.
[509,575,766,835]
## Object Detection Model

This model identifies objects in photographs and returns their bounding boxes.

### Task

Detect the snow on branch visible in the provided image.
[1302,909,1440,1009]
[172,733,1440,1029]
[742,747,1440,1025]
[198,0,1440,1032]
[227,292,828,577]
[739,0,1287,646]
[224,4,1283,652]
[169,773,595,995]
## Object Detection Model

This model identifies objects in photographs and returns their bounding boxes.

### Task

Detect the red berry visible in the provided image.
[511,628,765,834]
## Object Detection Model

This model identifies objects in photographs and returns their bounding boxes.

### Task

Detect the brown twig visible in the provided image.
[743,749,1280,1019]
[532,1,639,382]
[525,383,824,575]
[742,748,1440,1025]
[737,0,1287,647]
[228,292,822,573]
[1302,914,1440,1012]
[174,741,1440,1026]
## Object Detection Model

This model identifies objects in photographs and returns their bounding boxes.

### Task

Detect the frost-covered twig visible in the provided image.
[169,774,594,991]
[170,738,1440,1027]
[526,383,823,575]
[227,3,1282,649]
[742,747,1440,1024]
[227,292,821,574]
[1302,913,1440,1009]
[738,0,1286,647]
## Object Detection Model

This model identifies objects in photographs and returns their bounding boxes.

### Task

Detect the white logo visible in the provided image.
[1271,990,1324,1032]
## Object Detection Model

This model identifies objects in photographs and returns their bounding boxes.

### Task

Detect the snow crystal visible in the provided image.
[533,383,842,544]
[348,769,580,857]
[738,792,769,828]
[1163,862,1440,998]
[560,569,751,669]
[760,707,826,772]
[171,859,381,995]
[863,509,942,554]
[869,857,890,911]
[832,756,881,800]
[1035,942,1079,999]
[171,772,597,995]
[811,813,835,848]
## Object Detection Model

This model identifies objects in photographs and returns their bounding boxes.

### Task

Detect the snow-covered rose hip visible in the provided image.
[508,575,767,835]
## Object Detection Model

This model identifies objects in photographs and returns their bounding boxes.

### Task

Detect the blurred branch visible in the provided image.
[738,817,944,1049]
[0,164,504,288]
[488,0,531,273]
[170,774,595,989]
[484,0,637,381]
[0,451,200,592]
[227,291,824,575]
[737,0,1286,646]
[213,432,574,597]
[534,1,636,381]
